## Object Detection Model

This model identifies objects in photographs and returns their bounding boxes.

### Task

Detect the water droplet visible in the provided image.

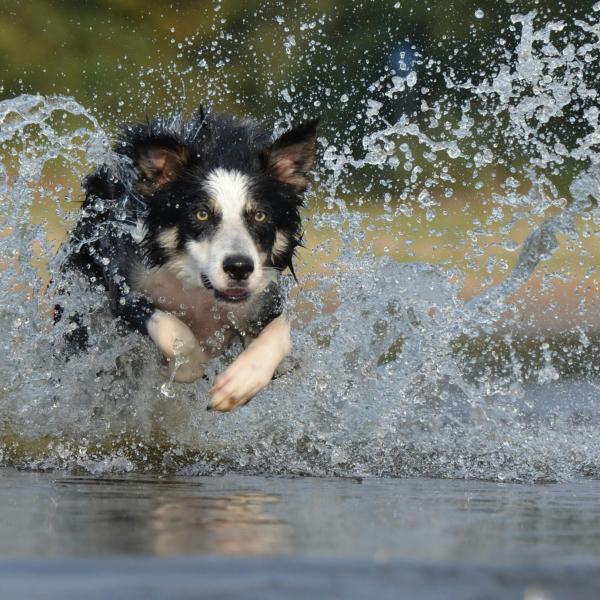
[475,8,484,18]
[160,383,175,398]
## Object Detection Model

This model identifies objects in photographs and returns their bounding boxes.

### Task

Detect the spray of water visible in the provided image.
[1,8,600,481]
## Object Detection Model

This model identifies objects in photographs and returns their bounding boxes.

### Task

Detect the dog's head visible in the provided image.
[119,112,317,304]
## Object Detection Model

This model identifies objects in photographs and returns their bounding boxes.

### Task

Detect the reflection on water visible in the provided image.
[2,468,600,563]
[49,477,289,557]
[150,490,285,556]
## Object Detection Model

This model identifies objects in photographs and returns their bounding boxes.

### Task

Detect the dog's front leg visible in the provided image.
[208,315,291,411]
[108,287,206,384]
[147,310,206,383]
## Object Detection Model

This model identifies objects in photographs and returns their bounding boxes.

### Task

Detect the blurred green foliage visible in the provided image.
[2,0,590,208]
[0,0,580,131]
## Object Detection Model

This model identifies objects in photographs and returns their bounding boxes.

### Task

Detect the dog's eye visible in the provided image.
[195,209,210,222]
[254,211,267,223]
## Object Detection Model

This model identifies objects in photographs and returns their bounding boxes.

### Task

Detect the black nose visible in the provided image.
[223,254,254,281]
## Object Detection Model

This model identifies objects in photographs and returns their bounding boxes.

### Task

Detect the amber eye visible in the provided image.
[195,209,210,222]
[254,210,267,223]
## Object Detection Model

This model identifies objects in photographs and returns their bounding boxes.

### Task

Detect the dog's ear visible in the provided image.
[135,143,190,191]
[262,119,318,191]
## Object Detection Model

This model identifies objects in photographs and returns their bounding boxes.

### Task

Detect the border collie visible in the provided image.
[59,106,318,411]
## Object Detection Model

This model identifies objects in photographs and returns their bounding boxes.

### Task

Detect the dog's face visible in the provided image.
[125,116,318,304]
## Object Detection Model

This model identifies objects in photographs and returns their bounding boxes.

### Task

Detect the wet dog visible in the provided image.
[59,107,317,411]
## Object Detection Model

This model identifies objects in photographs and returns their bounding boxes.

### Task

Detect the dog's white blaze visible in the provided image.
[204,168,250,222]
[186,168,265,293]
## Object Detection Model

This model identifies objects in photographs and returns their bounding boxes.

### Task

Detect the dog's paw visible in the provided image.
[208,348,275,411]
[165,348,206,383]
[148,310,206,383]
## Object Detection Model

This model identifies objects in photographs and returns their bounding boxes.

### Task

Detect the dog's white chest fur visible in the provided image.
[137,267,252,354]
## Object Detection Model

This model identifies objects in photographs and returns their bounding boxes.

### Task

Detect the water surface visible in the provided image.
[2,468,600,561]
[1,468,600,598]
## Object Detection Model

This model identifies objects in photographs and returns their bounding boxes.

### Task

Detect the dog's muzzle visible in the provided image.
[200,266,254,303]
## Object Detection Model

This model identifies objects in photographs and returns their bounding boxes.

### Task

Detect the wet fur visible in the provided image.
[58,107,318,410]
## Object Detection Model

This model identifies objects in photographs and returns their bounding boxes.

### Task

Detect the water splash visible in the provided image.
[1,8,600,482]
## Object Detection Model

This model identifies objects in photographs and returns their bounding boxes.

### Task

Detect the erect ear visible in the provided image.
[262,119,319,191]
[135,143,190,191]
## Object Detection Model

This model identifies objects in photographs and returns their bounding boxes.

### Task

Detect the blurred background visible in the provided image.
[0,0,585,127]
[1,0,599,340]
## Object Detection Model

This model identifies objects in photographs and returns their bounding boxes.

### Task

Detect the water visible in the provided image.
[1,469,600,598]
[1,6,600,484]
[3,468,600,561]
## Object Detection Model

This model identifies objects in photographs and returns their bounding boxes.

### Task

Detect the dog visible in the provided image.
[57,106,318,412]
